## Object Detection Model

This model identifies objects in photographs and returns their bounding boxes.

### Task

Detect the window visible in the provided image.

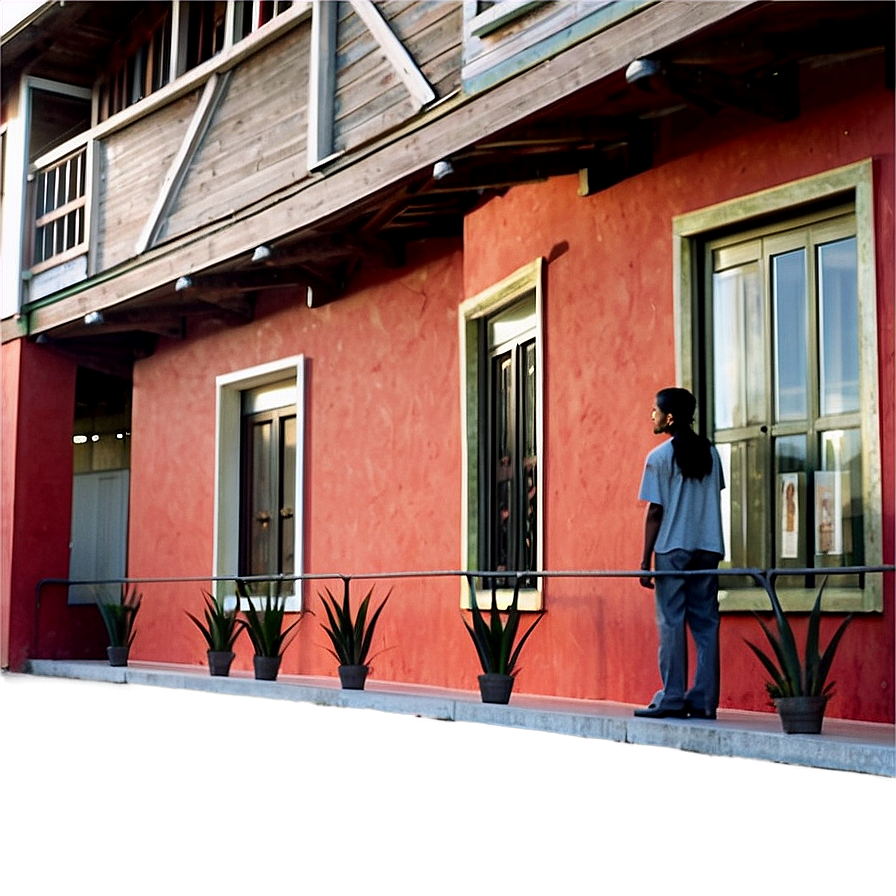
[460,259,543,610]
[215,357,304,610]
[98,5,173,120]
[674,161,882,612]
[96,2,295,122]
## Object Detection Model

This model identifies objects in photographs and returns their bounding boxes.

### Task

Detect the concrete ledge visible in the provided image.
[26,659,895,777]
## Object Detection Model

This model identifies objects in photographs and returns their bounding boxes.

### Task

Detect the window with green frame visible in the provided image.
[460,259,544,610]
[674,161,882,612]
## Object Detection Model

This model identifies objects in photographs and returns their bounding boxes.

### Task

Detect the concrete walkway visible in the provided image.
[26,658,894,776]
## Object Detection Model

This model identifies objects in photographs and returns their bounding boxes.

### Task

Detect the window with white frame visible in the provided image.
[215,357,304,609]
[460,259,543,610]
[674,161,882,612]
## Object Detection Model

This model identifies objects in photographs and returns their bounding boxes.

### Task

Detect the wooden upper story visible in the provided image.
[1,1,891,361]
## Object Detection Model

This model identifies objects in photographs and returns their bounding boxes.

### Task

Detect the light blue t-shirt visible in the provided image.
[639,438,725,555]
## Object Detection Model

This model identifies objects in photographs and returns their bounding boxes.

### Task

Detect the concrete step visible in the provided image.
[25,659,895,776]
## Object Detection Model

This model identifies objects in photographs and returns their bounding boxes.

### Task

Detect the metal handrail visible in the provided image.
[30,563,893,663]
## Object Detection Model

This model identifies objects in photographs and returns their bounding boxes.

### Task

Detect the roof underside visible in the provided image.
[7,1,892,374]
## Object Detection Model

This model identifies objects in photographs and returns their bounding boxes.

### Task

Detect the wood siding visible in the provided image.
[334,1,462,154]
[160,26,311,244]
[95,90,200,272]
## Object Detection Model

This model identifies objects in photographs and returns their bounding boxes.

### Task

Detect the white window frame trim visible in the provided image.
[459,257,544,611]
[673,159,882,612]
[214,355,305,611]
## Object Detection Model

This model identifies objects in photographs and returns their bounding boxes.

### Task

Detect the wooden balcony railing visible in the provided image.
[30,145,89,274]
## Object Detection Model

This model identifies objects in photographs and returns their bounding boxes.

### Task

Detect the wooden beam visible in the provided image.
[307,0,338,169]
[349,0,436,111]
[175,268,314,294]
[134,71,233,255]
[19,1,755,338]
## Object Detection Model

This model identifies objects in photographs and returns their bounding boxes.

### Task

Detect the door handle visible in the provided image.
[280,507,294,519]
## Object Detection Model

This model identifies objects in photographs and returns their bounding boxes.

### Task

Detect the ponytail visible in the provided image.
[656,387,713,481]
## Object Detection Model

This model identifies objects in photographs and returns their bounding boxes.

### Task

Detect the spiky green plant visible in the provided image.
[237,579,303,658]
[462,576,545,676]
[186,590,244,652]
[319,581,390,668]
[96,584,142,648]
[744,577,854,699]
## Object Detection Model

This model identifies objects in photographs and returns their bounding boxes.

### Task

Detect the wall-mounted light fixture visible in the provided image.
[432,159,454,181]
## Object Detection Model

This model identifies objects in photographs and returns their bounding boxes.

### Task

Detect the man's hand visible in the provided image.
[639,570,654,590]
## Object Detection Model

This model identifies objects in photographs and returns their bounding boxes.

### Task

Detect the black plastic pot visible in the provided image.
[775,695,828,734]
[338,664,369,690]
[478,673,514,704]
[107,646,129,667]
[207,650,235,677]
[253,655,282,681]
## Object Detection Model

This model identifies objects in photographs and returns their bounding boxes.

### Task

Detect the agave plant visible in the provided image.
[237,579,303,658]
[462,576,545,676]
[186,590,243,652]
[96,584,142,648]
[319,581,390,668]
[744,577,854,699]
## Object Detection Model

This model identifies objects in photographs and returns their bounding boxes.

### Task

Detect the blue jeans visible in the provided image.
[649,549,722,713]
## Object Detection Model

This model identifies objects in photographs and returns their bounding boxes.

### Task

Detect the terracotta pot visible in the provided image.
[338,664,369,690]
[207,650,235,677]
[107,646,129,667]
[775,695,829,734]
[253,655,282,681]
[478,673,514,704]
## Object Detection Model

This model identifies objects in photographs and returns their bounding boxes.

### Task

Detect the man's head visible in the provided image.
[652,387,696,435]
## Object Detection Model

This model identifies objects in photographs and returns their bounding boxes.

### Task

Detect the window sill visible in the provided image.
[719,585,881,614]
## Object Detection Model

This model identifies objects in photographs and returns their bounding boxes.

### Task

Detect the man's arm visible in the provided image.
[640,502,664,589]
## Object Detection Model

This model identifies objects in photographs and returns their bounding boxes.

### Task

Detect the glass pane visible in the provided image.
[772,249,807,421]
[492,352,513,573]
[720,438,768,573]
[521,340,537,574]
[818,237,859,415]
[280,415,296,577]
[712,262,764,429]
[817,428,863,571]
[774,435,808,577]
[249,419,274,575]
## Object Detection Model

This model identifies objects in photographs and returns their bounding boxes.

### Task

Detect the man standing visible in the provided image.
[635,387,725,720]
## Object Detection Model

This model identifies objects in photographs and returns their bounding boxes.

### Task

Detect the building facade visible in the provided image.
[2,1,893,722]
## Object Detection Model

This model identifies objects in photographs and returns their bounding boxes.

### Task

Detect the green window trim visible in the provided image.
[673,159,882,613]
[459,258,544,611]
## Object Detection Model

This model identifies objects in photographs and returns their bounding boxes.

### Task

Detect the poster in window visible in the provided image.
[814,471,843,556]
[779,472,800,559]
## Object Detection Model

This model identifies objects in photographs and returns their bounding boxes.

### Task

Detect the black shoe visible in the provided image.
[687,707,717,720]
[633,704,688,719]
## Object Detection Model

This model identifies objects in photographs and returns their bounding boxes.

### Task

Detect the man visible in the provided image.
[635,387,725,720]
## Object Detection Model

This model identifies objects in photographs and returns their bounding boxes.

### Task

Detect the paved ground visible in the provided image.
[1,671,892,895]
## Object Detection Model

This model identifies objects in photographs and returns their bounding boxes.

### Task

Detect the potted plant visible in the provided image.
[461,575,545,704]
[237,579,303,681]
[96,584,142,667]
[318,581,390,690]
[745,577,854,734]
[186,590,244,676]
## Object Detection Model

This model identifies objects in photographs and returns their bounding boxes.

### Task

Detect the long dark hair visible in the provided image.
[656,388,713,481]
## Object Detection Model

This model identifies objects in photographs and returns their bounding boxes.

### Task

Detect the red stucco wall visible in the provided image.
[126,241,478,686]
[461,67,894,722]
[0,340,96,670]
